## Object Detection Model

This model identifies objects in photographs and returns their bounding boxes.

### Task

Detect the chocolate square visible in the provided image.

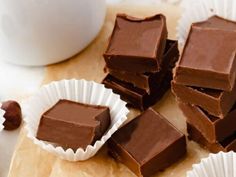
[102,71,172,111]
[108,108,186,177]
[36,99,111,150]
[187,123,236,153]
[172,81,236,118]
[109,39,179,93]
[104,14,167,73]
[174,16,236,91]
[179,102,236,143]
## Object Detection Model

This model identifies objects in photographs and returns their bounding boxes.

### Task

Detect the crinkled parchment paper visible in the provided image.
[8,2,209,177]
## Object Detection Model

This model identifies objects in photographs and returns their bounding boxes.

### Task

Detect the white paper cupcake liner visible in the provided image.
[23,79,129,161]
[0,103,5,131]
[187,151,236,177]
[177,0,236,46]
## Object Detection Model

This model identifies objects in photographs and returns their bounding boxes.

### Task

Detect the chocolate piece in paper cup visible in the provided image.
[177,0,236,46]
[0,103,5,131]
[23,79,129,161]
[187,151,236,177]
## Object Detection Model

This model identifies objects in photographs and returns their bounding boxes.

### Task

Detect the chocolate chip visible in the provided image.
[1,100,22,130]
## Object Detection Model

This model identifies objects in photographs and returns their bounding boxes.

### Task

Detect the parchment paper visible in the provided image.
[8,2,209,177]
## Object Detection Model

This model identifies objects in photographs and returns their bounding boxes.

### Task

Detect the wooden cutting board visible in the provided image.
[8,2,209,177]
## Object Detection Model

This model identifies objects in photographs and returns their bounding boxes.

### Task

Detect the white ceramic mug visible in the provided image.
[0,0,106,66]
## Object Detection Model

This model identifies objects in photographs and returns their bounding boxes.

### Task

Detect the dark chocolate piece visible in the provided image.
[179,102,236,143]
[102,71,172,111]
[1,100,22,130]
[108,108,186,177]
[172,81,236,118]
[104,14,167,73]
[109,40,179,93]
[36,99,111,150]
[174,16,236,91]
[187,123,236,153]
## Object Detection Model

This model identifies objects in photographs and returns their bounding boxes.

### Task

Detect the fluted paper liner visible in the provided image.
[177,0,236,46]
[0,103,5,131]
[187,151,236,177]
[23,79,129,161]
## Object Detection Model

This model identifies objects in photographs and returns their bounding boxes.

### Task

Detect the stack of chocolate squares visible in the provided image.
[172,16,236,153]
[102,14,179,110]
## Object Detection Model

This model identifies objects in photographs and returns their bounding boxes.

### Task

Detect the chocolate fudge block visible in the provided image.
[172,81,236,118]
[179,102,236,143]
[102,71,172,111]
[174,16,236,91]
[109,39,179,94]
[104,14,167,73]
[187,123,236,153]
[108,108,186,177]
[36,99,111,150]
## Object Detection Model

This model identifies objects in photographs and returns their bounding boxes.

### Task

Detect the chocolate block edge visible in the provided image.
[179,102,236,143]
[187,123,236,153]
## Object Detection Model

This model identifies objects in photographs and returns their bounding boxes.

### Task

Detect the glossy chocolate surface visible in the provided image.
[108,108,186,177]
[104,14,167,73]
[36,99,110,150]
[174,16,236,91]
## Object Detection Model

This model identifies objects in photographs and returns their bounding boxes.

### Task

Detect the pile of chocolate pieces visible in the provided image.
[173,16,236,153]
[103,14,179,110]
